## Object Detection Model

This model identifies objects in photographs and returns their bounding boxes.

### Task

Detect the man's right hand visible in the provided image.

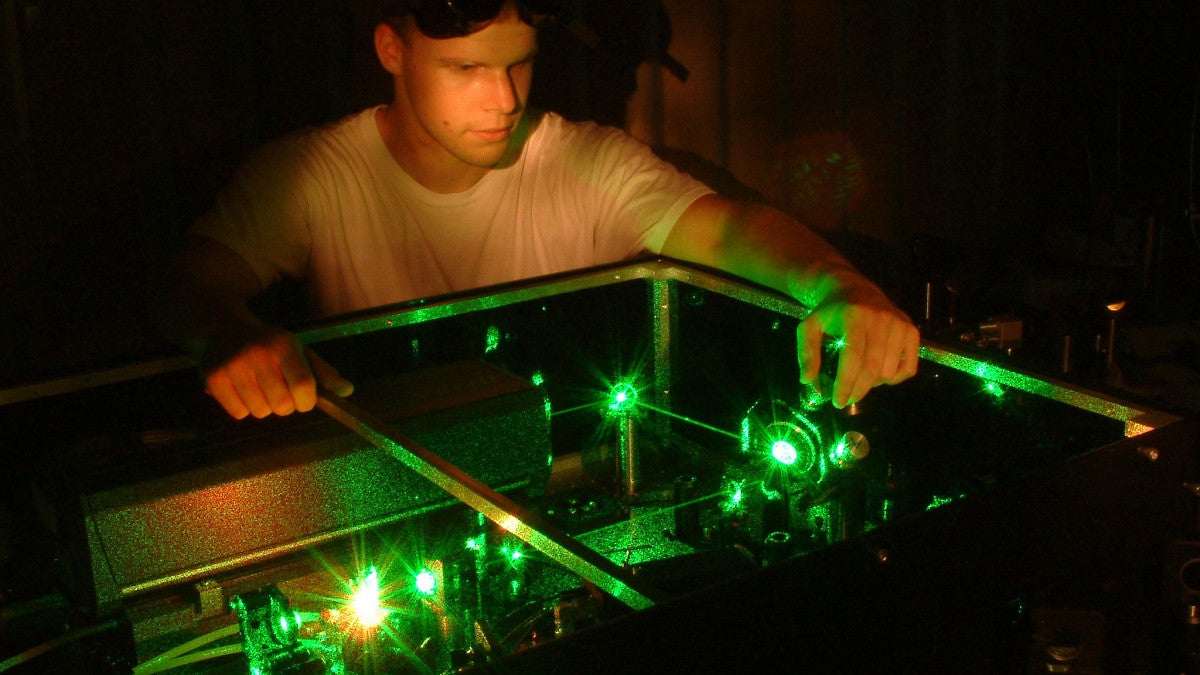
[200,325,353,419]
[148,235,355,420]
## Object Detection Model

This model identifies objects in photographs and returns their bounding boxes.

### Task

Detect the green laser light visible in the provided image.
[608,382,639,412]
[350,568,387,627]
[415,569,437,596]
[771,440,799,465]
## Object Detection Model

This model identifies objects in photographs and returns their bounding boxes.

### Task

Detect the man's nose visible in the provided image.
[484,70,520,113]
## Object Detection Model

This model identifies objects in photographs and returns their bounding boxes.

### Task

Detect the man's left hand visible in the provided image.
[797,289,919,408]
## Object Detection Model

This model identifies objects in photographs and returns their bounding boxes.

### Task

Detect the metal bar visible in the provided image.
[650,278,676,424]
[315,389,666,611]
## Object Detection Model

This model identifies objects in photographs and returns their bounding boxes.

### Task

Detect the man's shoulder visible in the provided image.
[244,107,380,174]
[295,107,379,153]
[529,110,644,160]
[535,110,626,140]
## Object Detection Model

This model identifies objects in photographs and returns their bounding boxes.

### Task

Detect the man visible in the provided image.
[155,0,919,421]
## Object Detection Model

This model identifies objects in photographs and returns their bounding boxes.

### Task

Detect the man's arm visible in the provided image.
[149,235,352,419]
[660,193,919,408]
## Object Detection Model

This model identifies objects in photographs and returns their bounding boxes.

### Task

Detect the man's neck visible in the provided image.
[374,105,490,194]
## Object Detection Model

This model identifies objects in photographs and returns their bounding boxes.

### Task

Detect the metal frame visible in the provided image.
[2,257,1179,439]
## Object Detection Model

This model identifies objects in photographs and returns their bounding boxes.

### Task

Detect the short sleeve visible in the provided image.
[189,135,315,289]
[547,120,715,261]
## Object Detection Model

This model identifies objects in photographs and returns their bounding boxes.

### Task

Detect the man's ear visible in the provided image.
[374,22,404,75]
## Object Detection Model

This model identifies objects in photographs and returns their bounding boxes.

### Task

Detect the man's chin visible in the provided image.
[456,146,514,170]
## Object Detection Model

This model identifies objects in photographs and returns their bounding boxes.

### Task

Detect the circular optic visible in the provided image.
[1180,558,1200,594]
[415,569,437,595]
[608,383,639,412]
[771,440,798,465]
[761,420,819,474]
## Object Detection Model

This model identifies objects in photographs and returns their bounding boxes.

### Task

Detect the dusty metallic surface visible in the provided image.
[51,361,551,611]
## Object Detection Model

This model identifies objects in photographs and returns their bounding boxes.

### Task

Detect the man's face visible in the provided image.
[395,6,537,171]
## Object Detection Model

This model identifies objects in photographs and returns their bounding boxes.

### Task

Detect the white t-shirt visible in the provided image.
[192,107,713,317]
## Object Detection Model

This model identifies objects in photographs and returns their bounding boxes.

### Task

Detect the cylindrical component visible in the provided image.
[1106,316,1118,370]
[762,530,793,566]
[830,431,870,470]
[673,474,701,542]
[923,281,934,323]
[880,463,898,523]
[1061,334,1072,375]
[761,486,789,535]
[617,412,639,500]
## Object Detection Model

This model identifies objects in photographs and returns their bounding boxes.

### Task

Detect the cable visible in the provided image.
[0,619,120,672]
[131,623,240,675]
[132,644,243,675]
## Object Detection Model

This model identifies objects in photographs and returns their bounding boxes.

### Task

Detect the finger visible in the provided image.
[860,323,894,385]
[253,359,297,416]
[890,326,921,384]
[227,361,274,419]
[876,321,909,384]
[205,371,251,420]
[796,317,826,385]
[845,366,876,408]
[832,333,867,408]
[307,348,354,398]
[278,348,317,413]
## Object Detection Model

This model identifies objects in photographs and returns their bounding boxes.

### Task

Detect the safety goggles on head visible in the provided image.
[400,0,565,39]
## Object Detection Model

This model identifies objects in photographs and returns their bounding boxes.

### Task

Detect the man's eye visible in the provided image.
[456,64,478,73]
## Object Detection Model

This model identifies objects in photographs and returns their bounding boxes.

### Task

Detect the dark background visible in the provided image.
[1,0,1198,410]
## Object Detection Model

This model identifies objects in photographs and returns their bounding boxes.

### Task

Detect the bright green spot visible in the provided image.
[415,569,436,596]
[984,381,1005,398]
[829,440,851,464]
[803,387,826,409]
[771,440,798,465]
[925,494,961,511]
[351,567,387,626]
[530,370,545,387]
[279,612,294,636]
[485,325,502,354]
[608,382,638,412]
[466,536,482,551]
[720,480,746,513]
